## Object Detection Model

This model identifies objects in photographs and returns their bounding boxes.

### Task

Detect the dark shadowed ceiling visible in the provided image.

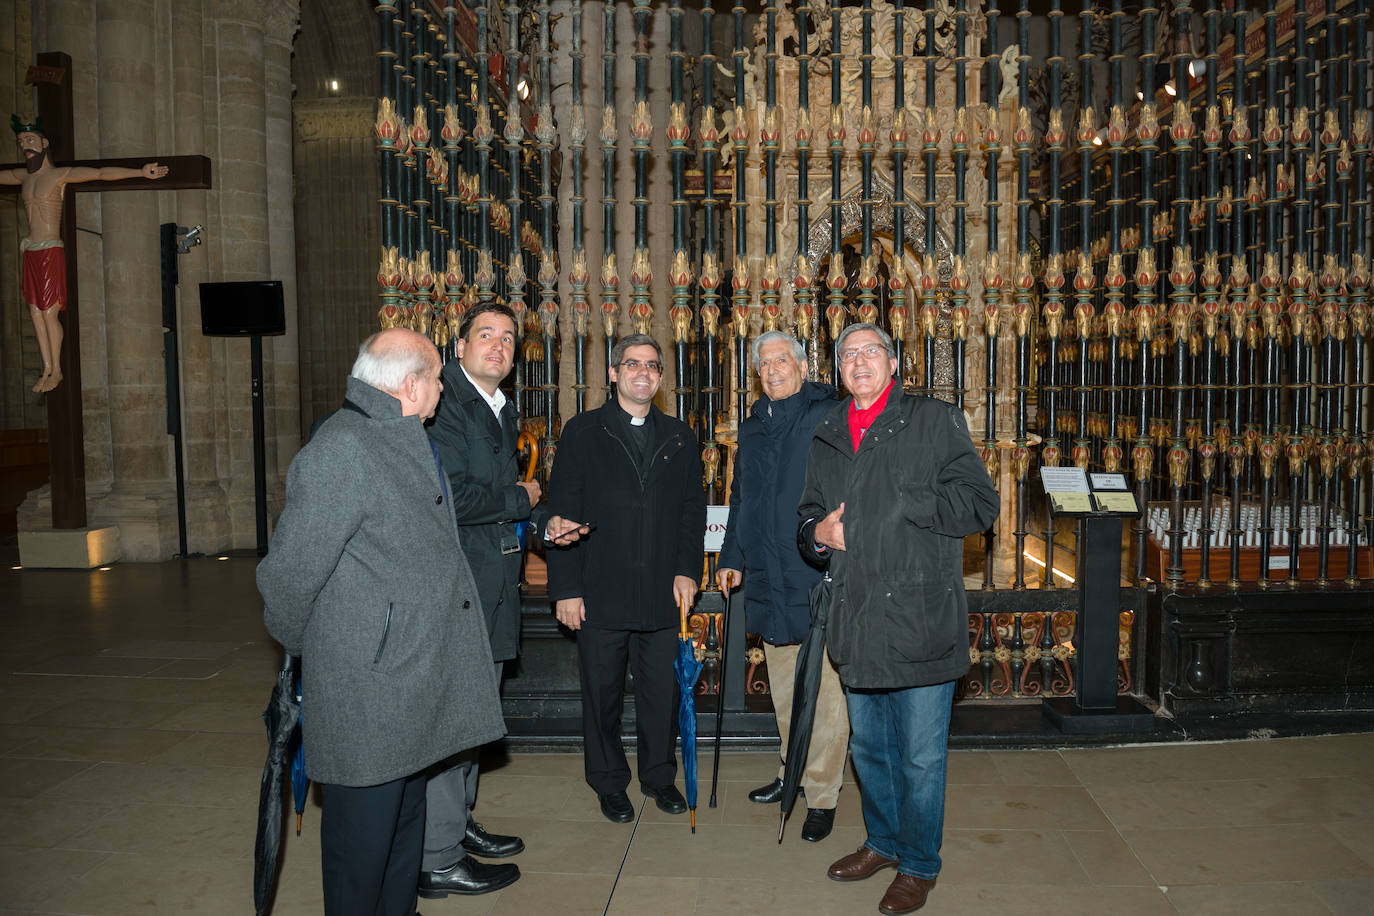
[294,0,378,102]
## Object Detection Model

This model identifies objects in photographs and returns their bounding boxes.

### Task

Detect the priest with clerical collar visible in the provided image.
[545,333,707,825]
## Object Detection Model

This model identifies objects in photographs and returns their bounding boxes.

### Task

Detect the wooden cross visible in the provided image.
[1,52,211,529]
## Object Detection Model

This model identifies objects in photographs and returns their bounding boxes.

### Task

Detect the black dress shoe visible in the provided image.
[599,790,635,823]
[640,782,688,814]
[463,821,524,858]
[748,778,784,804]
[801,807,835,842]
[417,855,519,898]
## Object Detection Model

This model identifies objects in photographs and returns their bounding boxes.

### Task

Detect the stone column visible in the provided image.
[170,0,229,554]
[0,0,38,427]
[207,0,273,549]
[263,1,302,489]
[87,0,178,558]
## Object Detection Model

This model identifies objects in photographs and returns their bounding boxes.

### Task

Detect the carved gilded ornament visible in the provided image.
[567,102,586,149]
[600,105,617,146]
[1352,111,1373,149]
[1137,104,1159,144]
[375,97,403,146]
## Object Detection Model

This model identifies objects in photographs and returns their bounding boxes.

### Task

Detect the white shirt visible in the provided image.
[461,364,507,420]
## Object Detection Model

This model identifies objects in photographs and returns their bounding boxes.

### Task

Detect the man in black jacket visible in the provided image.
[546,333,707,824]
[799,323,999,916]
[422,302,584,898]
[716,330,847,843]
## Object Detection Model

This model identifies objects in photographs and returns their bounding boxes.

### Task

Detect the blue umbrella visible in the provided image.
[674,596,703,832]
[290,665,307,834]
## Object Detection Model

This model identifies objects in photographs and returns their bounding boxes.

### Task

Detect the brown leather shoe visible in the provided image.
[826,846,898,882]
[878,874,937,914]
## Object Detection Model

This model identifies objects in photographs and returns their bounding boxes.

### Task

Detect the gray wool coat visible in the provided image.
[259,377,506,788]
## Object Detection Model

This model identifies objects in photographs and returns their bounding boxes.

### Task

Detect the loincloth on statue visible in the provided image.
[21,241,67,313]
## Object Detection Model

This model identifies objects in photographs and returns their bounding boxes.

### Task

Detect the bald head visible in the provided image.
[351,328,443,420]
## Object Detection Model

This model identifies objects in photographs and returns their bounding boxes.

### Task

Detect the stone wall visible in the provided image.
[16,0,302,560]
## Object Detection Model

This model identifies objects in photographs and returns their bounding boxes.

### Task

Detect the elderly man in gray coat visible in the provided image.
[259,328,506,916]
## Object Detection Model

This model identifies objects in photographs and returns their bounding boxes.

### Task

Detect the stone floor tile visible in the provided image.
[1307,876,1374,916]
[148,701,263,734]
[1121,823,1374,885]
[988,749,1081,786]
[604,875,700,916]
[944,783,1114,830]
[0,756,96,799]
[940,828,1092,885]
[145,730,269,768]
[35,698,188,730]
[37,851,254,915]
[5,726,193,764]
[921,883,1175,915]
[47,761,261,808]
[59,802,258,858]
[0,844,113,911]
[1060,828,1157,886]
[0,797,116,848]
[1163,881,1333,915]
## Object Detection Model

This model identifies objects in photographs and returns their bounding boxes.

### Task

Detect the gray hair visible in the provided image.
[350,329,436,393]
[751,330,806,368]
[834,322,896,359]
[609,333,664,366]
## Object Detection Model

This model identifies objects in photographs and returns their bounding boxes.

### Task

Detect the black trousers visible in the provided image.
[320,771,426,916]
[576,625,679,795]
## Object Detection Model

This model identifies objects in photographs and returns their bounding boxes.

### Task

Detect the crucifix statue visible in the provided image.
[0,52,211,530]
[2,115,169,393]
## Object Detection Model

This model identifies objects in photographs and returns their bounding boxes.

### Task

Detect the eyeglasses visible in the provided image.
[838,344,888,364]
[619,358,663,374]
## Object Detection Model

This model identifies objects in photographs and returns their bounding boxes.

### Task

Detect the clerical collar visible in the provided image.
[461,364,506,419]
[620,405,650,427]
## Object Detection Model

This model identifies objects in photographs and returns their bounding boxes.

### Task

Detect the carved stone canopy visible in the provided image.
[800,173,955,287]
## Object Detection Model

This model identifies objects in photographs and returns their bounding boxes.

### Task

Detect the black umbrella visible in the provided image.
[708,586,732,809]
[253,653,300,915]
[777,571,832,843]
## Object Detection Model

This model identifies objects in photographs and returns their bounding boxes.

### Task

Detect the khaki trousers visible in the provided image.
[764,640,850,809]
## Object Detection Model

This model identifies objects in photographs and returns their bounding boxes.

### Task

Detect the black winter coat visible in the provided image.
[718,381,839,645]
[545,401,707,631]
[428,363,545,662]
[798,387,1000,690]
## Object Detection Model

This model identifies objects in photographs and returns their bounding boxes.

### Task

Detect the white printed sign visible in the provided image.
[704,505,730,552]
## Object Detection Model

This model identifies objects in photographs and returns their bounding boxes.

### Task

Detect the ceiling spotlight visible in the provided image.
[1187,59,1206,79]
[329,78,340,93]
[516,75,531,101]
[1092,128,1106,147]
[1164,79,1178,97]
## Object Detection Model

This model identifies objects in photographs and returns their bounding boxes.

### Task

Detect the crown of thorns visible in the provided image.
[10,114,44,136]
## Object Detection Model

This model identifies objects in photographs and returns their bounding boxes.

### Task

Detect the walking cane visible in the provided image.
[708,586,731,808]
[517,429,539,481]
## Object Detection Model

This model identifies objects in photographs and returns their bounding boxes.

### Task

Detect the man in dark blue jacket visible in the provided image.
[716,330,848,843]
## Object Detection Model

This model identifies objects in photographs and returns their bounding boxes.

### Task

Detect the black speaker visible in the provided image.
[198,280,286,337]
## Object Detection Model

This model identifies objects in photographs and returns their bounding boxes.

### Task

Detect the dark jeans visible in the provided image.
[846,680,957,879]
[320,771,426,916]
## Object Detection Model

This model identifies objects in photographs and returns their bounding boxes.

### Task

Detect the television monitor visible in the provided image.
[198,280,286,337]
